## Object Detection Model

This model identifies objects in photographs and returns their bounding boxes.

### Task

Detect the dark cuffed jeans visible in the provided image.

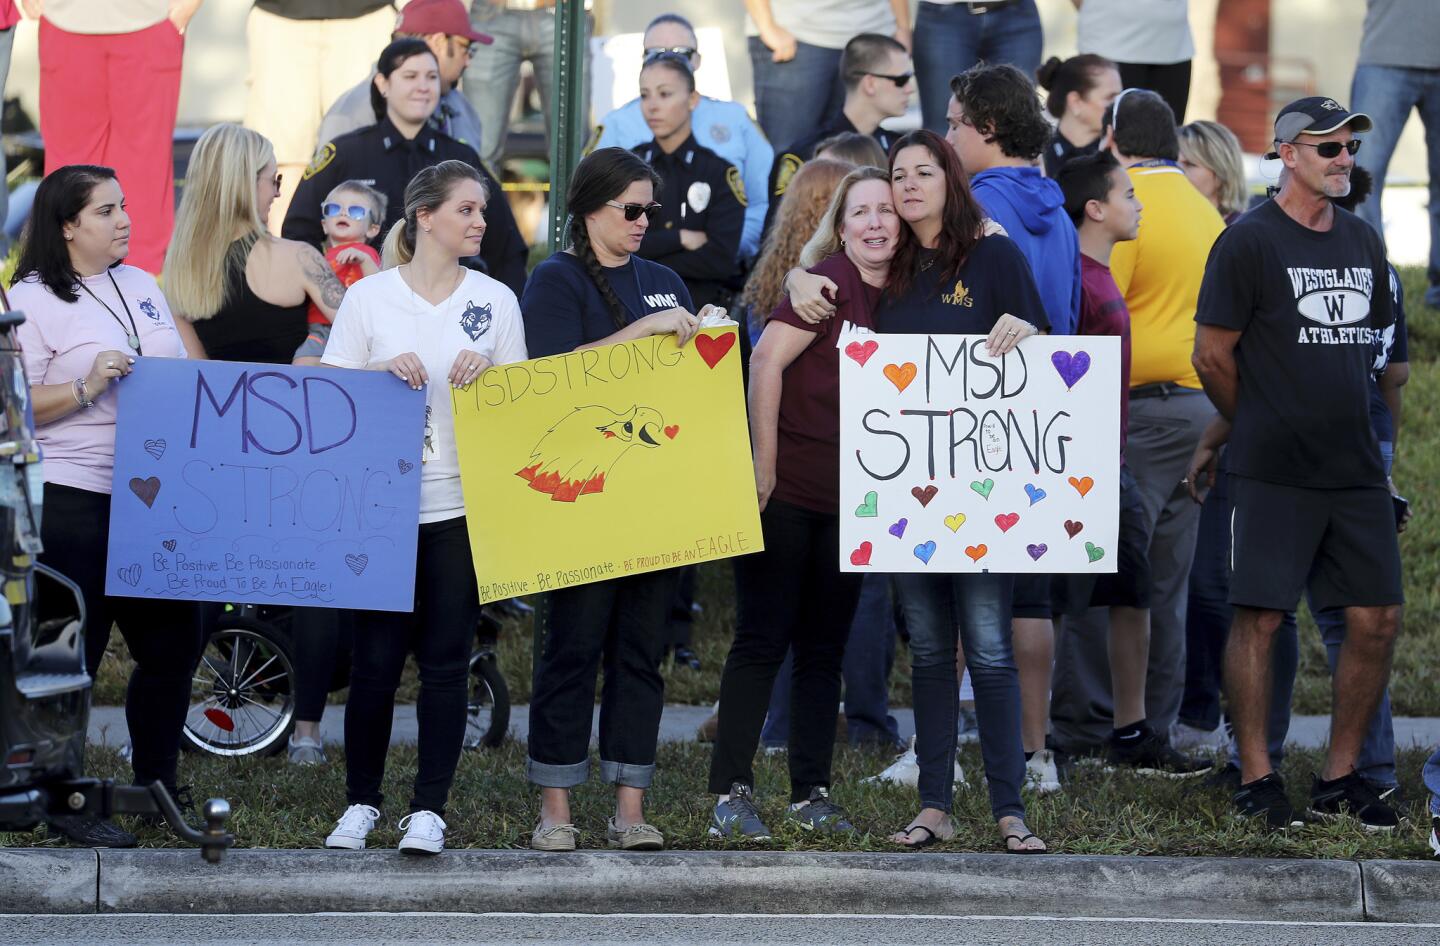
[895,571,1023,820]
[708,500,864,801]
[527,569,677,789]
[344,516,478,816]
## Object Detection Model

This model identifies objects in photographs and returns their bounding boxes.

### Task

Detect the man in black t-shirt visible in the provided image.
[1193,97,1403,833]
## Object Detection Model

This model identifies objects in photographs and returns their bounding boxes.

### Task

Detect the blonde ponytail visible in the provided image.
[381,218,414,269]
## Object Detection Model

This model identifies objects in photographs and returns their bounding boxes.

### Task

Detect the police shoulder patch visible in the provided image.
[303,142,336,181]
[726,166,748,207]
[583,124,604,155]
[774,153,803,197]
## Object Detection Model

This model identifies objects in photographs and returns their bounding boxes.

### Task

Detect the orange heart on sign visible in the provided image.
[1068,475,1094,497]
[883,362,917,393]
[964,544,988,562]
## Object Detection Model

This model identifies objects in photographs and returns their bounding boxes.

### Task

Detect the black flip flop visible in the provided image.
[1004,831,1047,854]
[896,825,942,849]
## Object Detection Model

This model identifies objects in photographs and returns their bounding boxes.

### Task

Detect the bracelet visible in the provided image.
[73,378,94,409]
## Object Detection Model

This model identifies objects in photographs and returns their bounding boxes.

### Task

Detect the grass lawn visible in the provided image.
[2,741,1435,858]
[89,268,1440,716]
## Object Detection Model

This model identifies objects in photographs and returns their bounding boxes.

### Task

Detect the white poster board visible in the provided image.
[839,333,1121,573]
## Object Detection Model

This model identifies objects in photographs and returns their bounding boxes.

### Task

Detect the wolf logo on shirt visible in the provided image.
[459,300,492,341]
[1288,266,1379,345]
[138,298,161,322]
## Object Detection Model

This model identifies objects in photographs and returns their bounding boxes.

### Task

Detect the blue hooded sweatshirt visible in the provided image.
[969,166,1081,336]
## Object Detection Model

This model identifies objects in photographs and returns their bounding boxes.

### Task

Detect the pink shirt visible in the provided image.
[13,265,187,494]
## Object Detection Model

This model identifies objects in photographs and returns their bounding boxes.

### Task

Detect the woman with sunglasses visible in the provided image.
[520,147,720,853]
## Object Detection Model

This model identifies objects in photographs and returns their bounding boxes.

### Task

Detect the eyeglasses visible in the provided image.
[322,203,373,222]
[606,200,662,222]
[260,171,282,190]
[1281,139,1362,159]
[853,71,913,88]
[644,45,697,60]
[454,37,476,59]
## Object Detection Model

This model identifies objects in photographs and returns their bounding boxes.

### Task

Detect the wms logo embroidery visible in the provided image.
[942,278,974,307]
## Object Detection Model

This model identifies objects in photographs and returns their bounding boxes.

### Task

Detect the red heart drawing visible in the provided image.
[965,544,988,562]
[695,332,736,369]
[849,541,873,566]
[664,424,680,440]
[994,512,1020,533]
[844,339,879,366]
[1064,520,1084,538]
[911,484,938,507]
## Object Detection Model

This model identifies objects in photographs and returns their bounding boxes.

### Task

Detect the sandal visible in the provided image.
[891,814,954,849]
[1003,831,1047,853]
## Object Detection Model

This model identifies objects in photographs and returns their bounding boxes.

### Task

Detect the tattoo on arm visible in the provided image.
[300,245,346,313]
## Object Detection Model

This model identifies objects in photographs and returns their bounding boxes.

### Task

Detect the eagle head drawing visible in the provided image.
[516,405,668,502]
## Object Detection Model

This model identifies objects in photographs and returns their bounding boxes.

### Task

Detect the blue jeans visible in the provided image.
[894,572,1022,820]
[1425,746,1440,817]
[747,37,844,149]
[0,27,14,253]
[761,574,903,749]
[1350,63,1440,295]
[913,0,1043,133]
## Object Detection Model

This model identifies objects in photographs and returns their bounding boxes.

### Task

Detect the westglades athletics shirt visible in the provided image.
[322,267,528,523]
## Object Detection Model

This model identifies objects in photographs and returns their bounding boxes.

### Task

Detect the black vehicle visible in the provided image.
[0,306,231,862]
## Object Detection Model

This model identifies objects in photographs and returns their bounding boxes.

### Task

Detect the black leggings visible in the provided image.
[291,608,353,723]
[343,516,478,816]
[1117,60,1192,124]
[39,484,203,789]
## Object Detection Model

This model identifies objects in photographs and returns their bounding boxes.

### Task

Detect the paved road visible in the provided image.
[5,913,1440,946]
[87,704,1440,752]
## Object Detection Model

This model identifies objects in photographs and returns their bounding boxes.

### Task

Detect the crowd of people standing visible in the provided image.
[6,0,1438,859]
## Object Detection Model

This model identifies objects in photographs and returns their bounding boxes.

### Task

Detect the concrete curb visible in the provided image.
[0,850,97,914]
[1361,859,1440,923]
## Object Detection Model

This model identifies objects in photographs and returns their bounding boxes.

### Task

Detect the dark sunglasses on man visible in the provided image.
[322,203,373,222]
[606,200,662,222]
[1283,138,1363,159]
[852,71,913,88]
[644,44,697,60]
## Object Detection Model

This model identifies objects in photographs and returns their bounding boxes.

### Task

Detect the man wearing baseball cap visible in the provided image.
[315,0,494,156]
[1192,96,1402,832]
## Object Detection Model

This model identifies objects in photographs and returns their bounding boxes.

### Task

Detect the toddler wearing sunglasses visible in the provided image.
[293,181,388,365]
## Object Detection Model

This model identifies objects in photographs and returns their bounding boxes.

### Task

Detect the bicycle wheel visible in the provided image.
[183,615,296,758]
[463,651,509,750]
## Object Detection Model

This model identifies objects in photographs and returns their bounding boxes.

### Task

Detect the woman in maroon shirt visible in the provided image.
[706,167,899,839]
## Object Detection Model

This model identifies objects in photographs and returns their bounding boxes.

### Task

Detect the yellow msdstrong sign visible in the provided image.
[451,327,764,602]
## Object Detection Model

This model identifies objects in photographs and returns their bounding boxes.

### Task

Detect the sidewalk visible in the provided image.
[87,704,1440,752]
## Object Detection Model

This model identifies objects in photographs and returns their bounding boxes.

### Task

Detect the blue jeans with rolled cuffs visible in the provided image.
[527,569,677,790]
[894,571,1023,820]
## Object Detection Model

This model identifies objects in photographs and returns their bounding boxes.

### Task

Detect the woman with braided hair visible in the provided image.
[520,147,718,852]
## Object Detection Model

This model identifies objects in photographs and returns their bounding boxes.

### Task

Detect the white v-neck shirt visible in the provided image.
[323,267,527,523]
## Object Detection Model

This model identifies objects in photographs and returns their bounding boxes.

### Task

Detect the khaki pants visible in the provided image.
[244,4,396,233]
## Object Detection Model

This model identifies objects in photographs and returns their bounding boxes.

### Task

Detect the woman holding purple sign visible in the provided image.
[10,165,204,848]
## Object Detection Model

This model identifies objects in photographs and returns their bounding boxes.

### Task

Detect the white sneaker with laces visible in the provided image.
[397,810,446,855]
[863,738,966,786]
[325,804,380,850]
[1025,748,1062,794]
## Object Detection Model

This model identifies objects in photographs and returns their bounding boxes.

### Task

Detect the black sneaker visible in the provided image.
[135,785,196,829]
[1234,773,1304,829]
[784,786,854,834]
[710,782,770,840]
[1204,762,1243,793]
[1107,728,1213,779]
[47,815,138,848]
[673,646,702,671]
[1363,777,1402,807]
[1308,771,1400,832]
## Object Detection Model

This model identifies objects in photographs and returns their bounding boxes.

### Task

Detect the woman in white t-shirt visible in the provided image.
[320,160,527,856]
[11,164,203,848]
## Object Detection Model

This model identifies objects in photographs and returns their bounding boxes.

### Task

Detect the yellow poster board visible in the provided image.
[452,326,763,603]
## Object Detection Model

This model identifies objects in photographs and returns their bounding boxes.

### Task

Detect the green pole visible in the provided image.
[548,0,588,252]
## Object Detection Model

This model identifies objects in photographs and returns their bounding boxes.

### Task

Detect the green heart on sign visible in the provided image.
[855,491,879,518]
[1085,541,1105,563]
[970,478,994,500]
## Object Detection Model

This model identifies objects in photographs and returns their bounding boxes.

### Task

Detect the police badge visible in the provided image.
[687,181,712,213]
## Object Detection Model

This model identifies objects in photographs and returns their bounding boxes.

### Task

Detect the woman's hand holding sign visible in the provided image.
[87,350,136,398]
[645,306,702,348]
[985,313,1039,358]
[384,352,428,391]
[448,352,493,388]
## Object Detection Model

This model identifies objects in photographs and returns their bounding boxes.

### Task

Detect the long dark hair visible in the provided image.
[11,165,119,302]
[885,130,985,302]
[371,38,438,122]
[565,148,662,330]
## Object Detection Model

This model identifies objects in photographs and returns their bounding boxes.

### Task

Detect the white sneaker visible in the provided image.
[324,804,380,850]
[1169,721,1226,753]
[397,809,446,855]
[1025,748,1062,794]
[863,738,966,787]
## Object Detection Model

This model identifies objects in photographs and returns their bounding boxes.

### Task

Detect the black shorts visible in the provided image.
[1227,474,1404,612]
[1012,573,1053,620]
[1053,463,1151,615]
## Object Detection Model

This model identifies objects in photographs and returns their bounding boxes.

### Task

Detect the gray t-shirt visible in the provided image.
[745,0,896,51]
[1358,0,1440,70]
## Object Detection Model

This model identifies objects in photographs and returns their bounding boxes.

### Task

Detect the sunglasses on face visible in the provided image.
[260,171,282,190]
[853,71,913,88]
[644,45,697,60]
[1284,139,1362,159]
[606,200,662,222]
[322,203,373,222]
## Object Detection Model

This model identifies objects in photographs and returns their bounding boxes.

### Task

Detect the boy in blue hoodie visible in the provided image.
[947,63,1081,336]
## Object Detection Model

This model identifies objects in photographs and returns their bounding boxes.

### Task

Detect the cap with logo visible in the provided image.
[1265,96,1372,159]
[395,0,494,45]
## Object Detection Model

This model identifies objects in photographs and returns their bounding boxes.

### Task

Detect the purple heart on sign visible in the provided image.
[888,518,908,539]
[1026,543,1048,561]
[1051,350,1091,390]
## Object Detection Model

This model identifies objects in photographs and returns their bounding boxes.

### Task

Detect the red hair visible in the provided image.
[884,129,986,302]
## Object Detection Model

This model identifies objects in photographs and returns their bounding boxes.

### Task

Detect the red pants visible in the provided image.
[39,19,183,274]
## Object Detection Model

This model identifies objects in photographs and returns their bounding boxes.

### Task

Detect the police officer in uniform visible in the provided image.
[631,53,744,313]
[282,38,528,296]
[763,33,913,236]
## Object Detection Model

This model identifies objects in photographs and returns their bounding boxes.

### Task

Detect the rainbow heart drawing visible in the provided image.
[1051,350,1091,389]
[911,484,938,507]
[850,542,873,566]
[888,518,908,539]
[845,339,879,366]
[855,491,879,518]
[994,512,1020,533]
[1024,483,1046,506]
[943,512,967,532]
[970,478,994,500]
[1085,542,1105,563]
[913,540,937,565]
[1026,543,1048,561]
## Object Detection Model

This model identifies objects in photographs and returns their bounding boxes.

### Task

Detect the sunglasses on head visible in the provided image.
[1283,138,1362,159]
[644,44,697,60]
[606,200,662,222]
[322,203,373,222]
[853,71,913,88]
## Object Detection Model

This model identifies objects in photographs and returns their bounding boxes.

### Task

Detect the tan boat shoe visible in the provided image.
[530,821,579,852]
[606,818,664,851]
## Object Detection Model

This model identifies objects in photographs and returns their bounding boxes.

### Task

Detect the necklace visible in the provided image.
[401,263,465,465]
[79,270,142,354]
